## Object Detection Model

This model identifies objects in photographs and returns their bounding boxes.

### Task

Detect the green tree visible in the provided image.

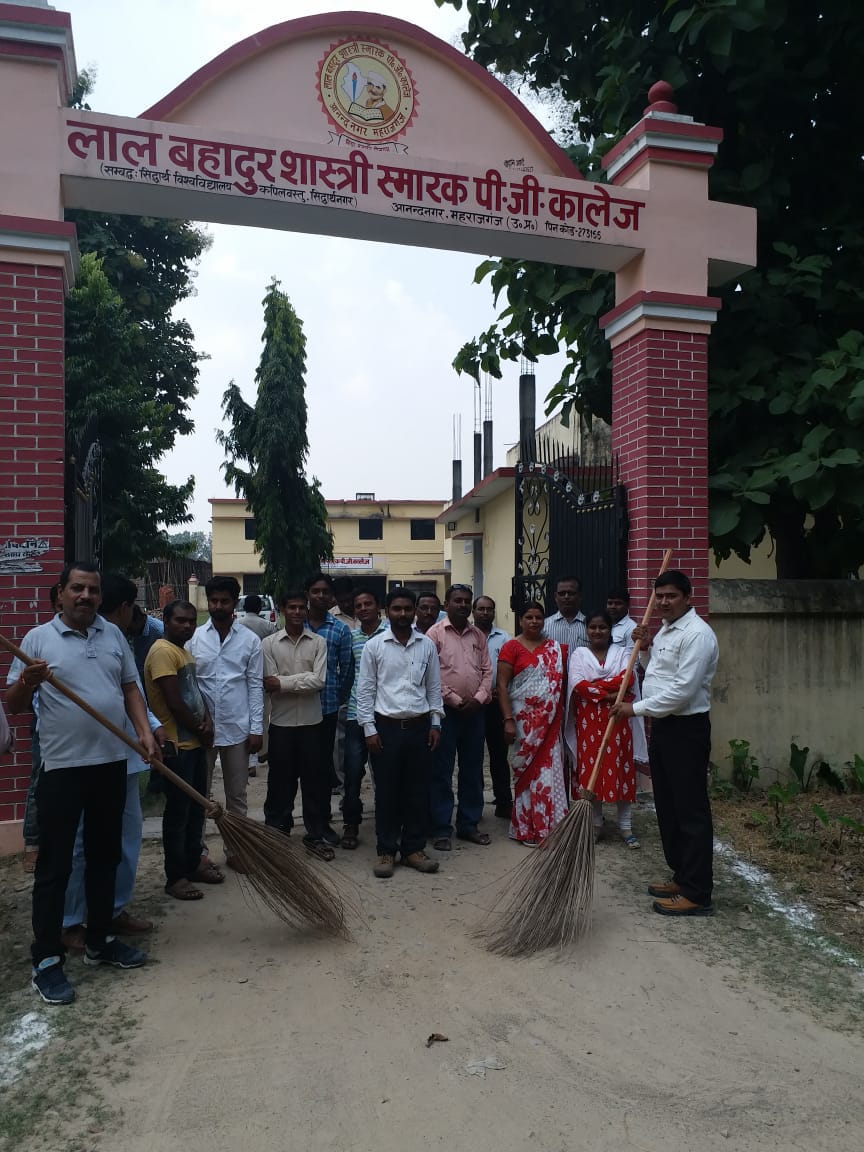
[64,67,210,570]
[65,254,194,571]
[218,278,332,591]
[437,0,864,577]
[164,530,212,561]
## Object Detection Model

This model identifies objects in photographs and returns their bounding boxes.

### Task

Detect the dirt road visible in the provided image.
[102,796,863,1152]
[3,776,863,1152]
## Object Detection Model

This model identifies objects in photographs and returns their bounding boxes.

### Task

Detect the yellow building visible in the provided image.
[210,496,449,601]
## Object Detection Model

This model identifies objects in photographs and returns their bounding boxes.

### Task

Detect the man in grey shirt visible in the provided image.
[7,562,157,1005]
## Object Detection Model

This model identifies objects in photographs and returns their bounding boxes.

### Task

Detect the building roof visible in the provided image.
[209,497,447,508]
[437,468,516,522]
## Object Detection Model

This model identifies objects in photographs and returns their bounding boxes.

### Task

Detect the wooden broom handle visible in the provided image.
[0,632,218,815]
[582,549,673,798]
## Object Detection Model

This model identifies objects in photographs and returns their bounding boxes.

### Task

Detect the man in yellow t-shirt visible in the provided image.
[144,600,215,900]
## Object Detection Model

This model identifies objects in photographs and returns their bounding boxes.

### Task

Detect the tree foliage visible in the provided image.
[218,279,332,592]
[436,0,864,576]
[65,254,195,571]
[65,68,210,571]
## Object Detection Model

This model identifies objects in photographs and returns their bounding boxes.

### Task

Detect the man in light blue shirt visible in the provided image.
[6,562,157,1005]
[472,595,513,819]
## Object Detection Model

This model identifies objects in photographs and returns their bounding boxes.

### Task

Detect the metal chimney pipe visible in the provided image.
[482,418,493,477]
[473,431,482,487]
[519,373,536,461]
[452,458,462,503]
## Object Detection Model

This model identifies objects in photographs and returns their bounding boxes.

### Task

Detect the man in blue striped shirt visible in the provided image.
[305,572,354,846]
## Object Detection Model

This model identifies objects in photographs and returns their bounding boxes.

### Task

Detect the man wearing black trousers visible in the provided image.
[612,570,719,916]
[7,563,157,1005]
[356,589,443,879]
[472,595,512,818]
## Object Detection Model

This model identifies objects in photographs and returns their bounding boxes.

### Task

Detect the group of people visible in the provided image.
[3,561,719,1006]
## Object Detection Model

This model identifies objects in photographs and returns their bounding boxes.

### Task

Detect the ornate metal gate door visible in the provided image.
[513,434,627,617]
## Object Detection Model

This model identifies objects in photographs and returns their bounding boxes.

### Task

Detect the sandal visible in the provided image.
[456,829,491,846]
[303,838,335,862]
[166,879,204,901]
[621,833,641,850]
[189,861,225,884]
[432,837,452,852]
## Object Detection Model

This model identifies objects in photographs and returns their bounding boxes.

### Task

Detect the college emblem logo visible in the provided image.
[317,39,418,144]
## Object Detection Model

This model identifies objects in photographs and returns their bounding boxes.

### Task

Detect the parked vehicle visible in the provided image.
[235,594,277,623]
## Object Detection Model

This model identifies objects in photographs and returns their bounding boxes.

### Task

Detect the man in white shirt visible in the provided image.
[472,595,513,819]
[543,575,587,651]
[612,570,719,917]
[357,588,443,879]
[262,590,329,857]
[187,576,264,872]
[607,587,637,654]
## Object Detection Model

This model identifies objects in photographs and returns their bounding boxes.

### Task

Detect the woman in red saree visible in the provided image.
[497,602,568,845]
[564,611,647,847]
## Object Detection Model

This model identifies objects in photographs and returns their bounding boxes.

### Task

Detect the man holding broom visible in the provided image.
[6,562,157,1005]
[611,570,719,917]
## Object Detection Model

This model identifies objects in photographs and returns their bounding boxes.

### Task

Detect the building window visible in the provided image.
[358,518,383,541]
[410,518,436,541]
[244,519,257,541]
[243,574,263,595]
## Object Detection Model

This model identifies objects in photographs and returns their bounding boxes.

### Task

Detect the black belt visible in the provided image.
[374,712,430,729]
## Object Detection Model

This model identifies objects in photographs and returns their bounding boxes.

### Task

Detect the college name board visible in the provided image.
[322,556,374,571]
[60,112,646,253]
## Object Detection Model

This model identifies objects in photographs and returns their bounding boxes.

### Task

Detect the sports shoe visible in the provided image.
[83,937,148,968]
[401,851,439,874]
[647,880,681,898]
[321,826,341,847]
[652,894,714,917]
[373,854,395,879]
[32,957,75,1005]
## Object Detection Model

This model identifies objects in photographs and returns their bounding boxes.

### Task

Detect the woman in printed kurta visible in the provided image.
[564,611,647,847]
[497,602,568,845]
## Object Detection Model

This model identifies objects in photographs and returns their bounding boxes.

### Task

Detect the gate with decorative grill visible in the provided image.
[513,434,627,619]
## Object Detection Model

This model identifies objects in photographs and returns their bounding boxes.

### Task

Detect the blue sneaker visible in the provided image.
[32,957,76,1005]
[83,937,147,969]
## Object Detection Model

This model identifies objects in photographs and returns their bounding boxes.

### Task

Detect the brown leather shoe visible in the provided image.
[653,894,714,917]
[647,880,681,898]
[401,851,439,874]
[373,854,395,879]
[61,924,86,954]
[111,910,154,934]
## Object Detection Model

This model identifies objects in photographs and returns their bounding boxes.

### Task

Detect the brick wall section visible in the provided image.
[0,261,66,824]
[611,328,710,617]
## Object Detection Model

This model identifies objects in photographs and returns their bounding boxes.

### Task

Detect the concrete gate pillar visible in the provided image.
[601,83,726,617]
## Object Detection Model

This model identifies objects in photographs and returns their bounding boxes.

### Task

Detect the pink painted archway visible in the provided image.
[0,5,755,846]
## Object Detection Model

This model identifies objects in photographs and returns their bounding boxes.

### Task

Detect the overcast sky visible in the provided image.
[62,0,566,530]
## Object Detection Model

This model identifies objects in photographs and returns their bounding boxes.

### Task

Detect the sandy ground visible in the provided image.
[91,771,864,1152]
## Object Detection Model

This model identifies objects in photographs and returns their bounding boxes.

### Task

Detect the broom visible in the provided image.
[0,633,348,938]
[480,550,673,956]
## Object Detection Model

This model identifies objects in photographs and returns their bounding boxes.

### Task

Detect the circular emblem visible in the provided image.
[317,39,418,143]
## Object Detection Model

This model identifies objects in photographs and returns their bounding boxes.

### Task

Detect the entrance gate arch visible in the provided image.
[0,4,755,841]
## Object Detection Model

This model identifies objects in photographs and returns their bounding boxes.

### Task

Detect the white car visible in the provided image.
[235,594,277,623]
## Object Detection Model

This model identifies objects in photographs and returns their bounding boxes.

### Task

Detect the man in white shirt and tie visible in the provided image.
[357,588,443,879]
[187,576,264,872]
[612,570,718,917]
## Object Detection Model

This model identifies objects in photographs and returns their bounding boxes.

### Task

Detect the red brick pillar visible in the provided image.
[601,292,719,617]
[0,219,76,850]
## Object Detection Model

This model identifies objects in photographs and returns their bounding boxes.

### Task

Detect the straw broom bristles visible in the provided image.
[478,549,673,957]
[0,633,349,940]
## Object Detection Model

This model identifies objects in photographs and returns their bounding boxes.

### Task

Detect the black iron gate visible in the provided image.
[513,434,627,618]
[64,417,102,567]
